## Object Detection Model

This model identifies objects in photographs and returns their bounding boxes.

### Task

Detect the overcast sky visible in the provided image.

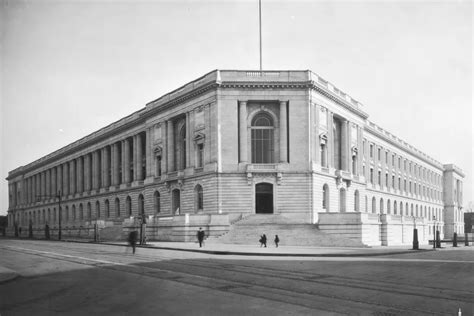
[1,0,472,216]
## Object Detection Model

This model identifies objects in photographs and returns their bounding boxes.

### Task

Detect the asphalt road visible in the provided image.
[0,239,472,315]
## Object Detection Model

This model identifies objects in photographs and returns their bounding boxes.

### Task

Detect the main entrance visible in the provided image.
[255,183,273,214]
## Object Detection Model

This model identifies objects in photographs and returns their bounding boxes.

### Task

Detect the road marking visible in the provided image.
[1,245,129,266]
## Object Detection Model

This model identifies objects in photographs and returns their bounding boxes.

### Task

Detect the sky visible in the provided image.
[1,0,472,215]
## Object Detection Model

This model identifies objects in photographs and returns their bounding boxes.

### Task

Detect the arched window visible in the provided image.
[79,204,83,220]
[410,204,414,216]
[251,112,274,163]
[380,198,384,214]
[394,201,397,215]
[96,201,100,219]
[406,202,409,215]
[400,202,403,215]
[322,184,329,212]
[195,185,203,213]
[115,198,120,218]
[415,205,418,217]
[354,190,360,212]
[387,199,391,214]
[138,194,145,217]
[154,191,161,214]
[65,207,68,222]
[339,188,346,212]
[365,195,368,212]
[105,200,110,218]
[372,197,376,213]
[87,203,92,219]
[72,205,76,221]
[126,196,132,216]
[53,208,56,223]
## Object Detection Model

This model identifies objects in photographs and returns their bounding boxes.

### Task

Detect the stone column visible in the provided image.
[314,103,320,165]
[56,165,62,196]
[279,101,288,163]
[77,157,83,193]
[162,124,168,174]
[63,163,69,196]
[167,120,175,172]
[239,101,248,163]
[357,127,363,177]
[111,144,117,185]
[92,151,99,189]
[145,128,152,178]
[185,113,191,168]
[40,172,45,198]
[327,112,334,168]
[103,147,110,187]
[45,170,51,197]
[341,120,349,172]
[69,160,76,194]
[123,139,131,183]
[135,134,143,181]
[84,154,91,191]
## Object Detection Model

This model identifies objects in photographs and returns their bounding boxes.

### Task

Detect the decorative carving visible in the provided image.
[154,146,163,155]
[319,132,328,145]
[193,132,205,144]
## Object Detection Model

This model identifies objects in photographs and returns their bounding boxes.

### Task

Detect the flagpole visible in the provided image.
[259,0,262,71]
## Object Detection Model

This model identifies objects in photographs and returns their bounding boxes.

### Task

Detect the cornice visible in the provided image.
[364,124,443,170]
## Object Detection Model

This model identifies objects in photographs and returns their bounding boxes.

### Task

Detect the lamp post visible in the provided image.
[412,216,419,250]
[433,216,436,250]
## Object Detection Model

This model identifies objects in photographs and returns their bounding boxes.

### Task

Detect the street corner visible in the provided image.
[0,265,19,284]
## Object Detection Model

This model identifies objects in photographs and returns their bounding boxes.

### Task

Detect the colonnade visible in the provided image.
[16,132,147,206]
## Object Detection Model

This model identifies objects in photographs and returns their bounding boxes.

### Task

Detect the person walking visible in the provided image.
[128,231,138,254]
[260,234,267,248]
[197,227,205,248]
[274,235,280,248]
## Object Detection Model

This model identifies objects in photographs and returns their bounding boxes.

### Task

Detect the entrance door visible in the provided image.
[256,183,273,214]
[172,189,180,215]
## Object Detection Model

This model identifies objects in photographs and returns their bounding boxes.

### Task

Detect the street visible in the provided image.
[0,239,473,315]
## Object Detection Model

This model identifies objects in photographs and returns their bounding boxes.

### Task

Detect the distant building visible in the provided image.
[464,213,474,233]
[6,70,465,245]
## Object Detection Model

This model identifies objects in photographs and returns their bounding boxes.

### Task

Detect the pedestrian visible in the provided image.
[260,234,267,248]
[128,231,138,254]
[274,235,280,248]
[197,227,205,247]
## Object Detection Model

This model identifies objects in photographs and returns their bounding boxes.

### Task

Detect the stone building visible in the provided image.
[6,70,465,246]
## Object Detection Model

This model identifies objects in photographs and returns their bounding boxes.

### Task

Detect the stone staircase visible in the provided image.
[207,214,367,247]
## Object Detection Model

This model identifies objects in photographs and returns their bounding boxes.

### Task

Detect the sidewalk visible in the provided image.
[101,240,438,257]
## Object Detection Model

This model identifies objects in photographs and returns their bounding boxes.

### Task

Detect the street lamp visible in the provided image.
[433,216,436,250]
[412,215,419,250]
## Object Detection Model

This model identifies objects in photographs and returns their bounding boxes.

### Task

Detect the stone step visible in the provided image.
[207,215,366,247]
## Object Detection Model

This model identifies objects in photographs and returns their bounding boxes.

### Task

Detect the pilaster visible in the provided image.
[279,100,288,163]
[239,101,248,163]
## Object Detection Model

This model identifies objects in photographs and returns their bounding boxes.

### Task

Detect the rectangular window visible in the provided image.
[197,144,204,168]
[398,157,401,168]
[392,154,395,167]
[370,168,374,183]
[385,152,388,164]
[392,175,395,188]
[385,173,389,187]
[156,155,162,176]
[377,170,381,185]
[377,148,381,160]
[251,129,274,163]
[370,144,373,158]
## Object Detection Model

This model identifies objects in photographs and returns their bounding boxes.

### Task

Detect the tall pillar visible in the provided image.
[162,124,168,174]
[145,128,152,178]
[185,113,191,168]
[77,157,83,193]
[56,165,62,195]
[341,120,349,171]
[135,134,143,181]
[69,160,76,194]
[111,144,118,185]
[92,151,99,189]
[84,154,91,191]
[239,101,248,163]
[62,163,69,196]
[167,120,175,172]
[45,170,51,197]
[103,147,110,187]
[123,139,131,183]
[40,172,45,198]
[279,101,288,163]
[327,112,334,168]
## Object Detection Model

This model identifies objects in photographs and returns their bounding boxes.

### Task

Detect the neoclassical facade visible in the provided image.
[6,70,465,245]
